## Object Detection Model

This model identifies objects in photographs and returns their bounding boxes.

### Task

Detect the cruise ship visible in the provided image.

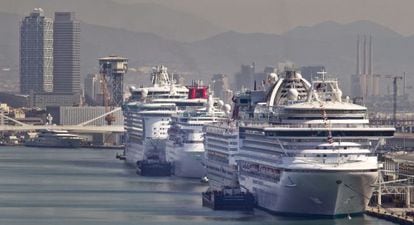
[25,129,83,148]
[204,69,395,216]
[123,66,208,175]
[204,120,240,189]
[166,95,230,178]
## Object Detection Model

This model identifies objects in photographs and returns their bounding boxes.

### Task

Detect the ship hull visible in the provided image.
[25,139,81,148]
[125,142,145,166]
[125,139,171,176]
[239,170,377,216]
[137,160,172,176]
[166,142,206,178]
[125,140,167,165]
[174,151,205,178]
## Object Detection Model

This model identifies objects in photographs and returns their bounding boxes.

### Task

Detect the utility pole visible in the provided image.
[384,75,403,127]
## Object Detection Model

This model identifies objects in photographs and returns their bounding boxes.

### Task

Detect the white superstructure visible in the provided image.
[204,69,395,216]
[204,121,240,189]
[25,129,83,148]
[123,66,207,169]
[166,96,230,178]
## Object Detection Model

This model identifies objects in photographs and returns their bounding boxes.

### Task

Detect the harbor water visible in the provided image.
[0,147,398,225]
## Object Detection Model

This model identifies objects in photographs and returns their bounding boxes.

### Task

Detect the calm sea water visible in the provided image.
[0,147,396,225]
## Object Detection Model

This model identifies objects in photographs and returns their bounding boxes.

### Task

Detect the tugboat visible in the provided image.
[202,121,255,211]
[202,186,255,211]
[136,155,172,176]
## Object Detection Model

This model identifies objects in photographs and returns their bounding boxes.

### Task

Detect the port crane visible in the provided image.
[100,73,116,125]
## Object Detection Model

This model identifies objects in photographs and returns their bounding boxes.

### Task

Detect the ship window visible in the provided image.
[323,154,327,157]
[344,147,347,150]
[316,154,320,157]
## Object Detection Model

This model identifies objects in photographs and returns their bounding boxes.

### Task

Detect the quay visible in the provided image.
[366,207,414,225]
[367,151,414,225]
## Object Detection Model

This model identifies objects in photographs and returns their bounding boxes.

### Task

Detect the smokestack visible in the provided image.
[363,35,367,75]
[356,35,360,76]
[368,35,373,75]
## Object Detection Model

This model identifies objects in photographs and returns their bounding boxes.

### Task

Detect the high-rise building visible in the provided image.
[53,12,80,95]
[211,74,230,101]
[20,8,53,95]
[234,63,255,90]
[84,73,103,105]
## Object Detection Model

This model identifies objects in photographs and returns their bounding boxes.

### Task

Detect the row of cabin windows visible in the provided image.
[300,154,366,157]
[264,130,393,137]
[283,109,367,114]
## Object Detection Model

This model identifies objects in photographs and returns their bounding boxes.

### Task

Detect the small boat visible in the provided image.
[25,129,83,148]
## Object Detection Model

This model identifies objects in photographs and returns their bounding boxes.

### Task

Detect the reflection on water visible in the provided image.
[0,147,397,225]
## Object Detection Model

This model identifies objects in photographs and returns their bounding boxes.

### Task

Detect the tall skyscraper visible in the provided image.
[234,63,255,90]
[53,12,80,95]
[20,8,53,95]
[84,73,102,105]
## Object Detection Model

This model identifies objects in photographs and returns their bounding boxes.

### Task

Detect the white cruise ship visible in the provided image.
[123,66,208,175]
[204,120,240,189]
[166,94,230,178]
[204,69,310,190]
[204,69,395,216]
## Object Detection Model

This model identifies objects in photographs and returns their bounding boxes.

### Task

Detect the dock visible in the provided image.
[366,207,414,225]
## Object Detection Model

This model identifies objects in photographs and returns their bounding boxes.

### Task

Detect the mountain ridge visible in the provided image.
[0,10,413,95]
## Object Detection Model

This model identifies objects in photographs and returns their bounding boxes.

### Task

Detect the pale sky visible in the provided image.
[113,0,414,36]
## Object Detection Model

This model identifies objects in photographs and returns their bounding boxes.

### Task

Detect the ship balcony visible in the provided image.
[205,143,238,154]
[205,136,238,146]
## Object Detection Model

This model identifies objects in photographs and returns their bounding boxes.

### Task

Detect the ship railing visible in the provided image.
[239,120,394,129]
[204,122,238,134]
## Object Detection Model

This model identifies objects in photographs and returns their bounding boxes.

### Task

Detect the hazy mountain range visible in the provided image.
[0,0,224,42]
[0,6,413,94]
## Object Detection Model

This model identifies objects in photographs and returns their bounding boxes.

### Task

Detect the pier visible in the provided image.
[366,207,414,225]
[0,108,124,147]
[367,157,414,224]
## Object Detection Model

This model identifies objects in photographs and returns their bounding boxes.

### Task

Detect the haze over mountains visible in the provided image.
[0,0,413,94]
[0,0,224,42]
